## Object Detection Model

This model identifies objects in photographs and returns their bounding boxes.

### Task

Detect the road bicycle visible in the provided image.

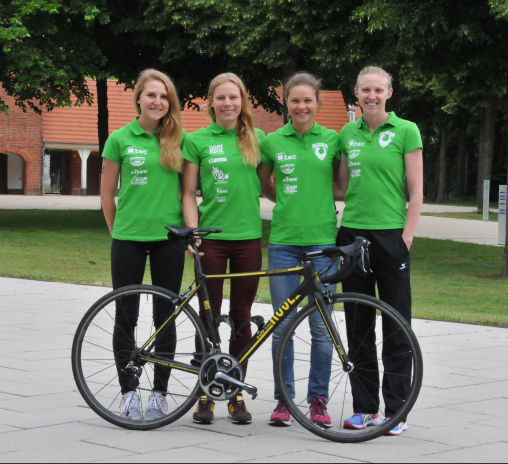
[72,226,423,443]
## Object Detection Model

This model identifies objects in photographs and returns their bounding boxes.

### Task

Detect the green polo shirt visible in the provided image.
[102,118,186,241]
[183,122,265,241]
[339,112,422,230]
[260,121,340,246]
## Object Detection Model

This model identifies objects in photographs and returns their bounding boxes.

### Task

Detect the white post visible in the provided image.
[499,185,507,246]
[483,180,490,221]
[78,149,91,196]
[348,106,356,122]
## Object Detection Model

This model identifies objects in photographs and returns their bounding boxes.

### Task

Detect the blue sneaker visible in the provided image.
[344,413,382,430]
[381,417,408,436]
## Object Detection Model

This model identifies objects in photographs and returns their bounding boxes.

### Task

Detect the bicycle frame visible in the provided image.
[133,243,352,378]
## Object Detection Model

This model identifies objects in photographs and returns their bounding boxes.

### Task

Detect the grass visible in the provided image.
[1,210,507,326]
[422,211,499,222]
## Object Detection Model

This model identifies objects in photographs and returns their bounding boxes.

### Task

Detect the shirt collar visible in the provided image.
[129,117,157,137]
[356,112,398,129]
[208,121,236,135]
[282,120,321,136]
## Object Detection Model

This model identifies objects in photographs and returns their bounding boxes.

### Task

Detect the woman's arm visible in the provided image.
[333,154,350,201]
[100,158,120,235]
[403,148,424,250]
[257,162,275,203]
[182,160,201,256]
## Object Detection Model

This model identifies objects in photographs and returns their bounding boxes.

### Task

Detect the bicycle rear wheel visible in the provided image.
[274,293,423,443]
[72,285,209,430]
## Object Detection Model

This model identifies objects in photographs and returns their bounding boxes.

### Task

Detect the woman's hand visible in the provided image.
[187,239,203,259]
[402,233,413,251]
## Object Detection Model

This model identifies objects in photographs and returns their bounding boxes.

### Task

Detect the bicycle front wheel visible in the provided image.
[72,285,209,431]
[274,293,423,443]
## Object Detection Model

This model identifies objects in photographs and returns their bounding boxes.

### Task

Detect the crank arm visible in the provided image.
[215,372,258,399]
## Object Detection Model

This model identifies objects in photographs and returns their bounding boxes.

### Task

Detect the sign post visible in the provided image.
[499,185,507,246]
[483,180,490,221]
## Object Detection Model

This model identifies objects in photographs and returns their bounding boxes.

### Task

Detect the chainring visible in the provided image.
[198,353,244,401]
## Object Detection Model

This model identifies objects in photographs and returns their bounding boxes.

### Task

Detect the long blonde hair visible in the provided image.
[133,69,183,172]
[204,73,260,167]
[356,67,393,90]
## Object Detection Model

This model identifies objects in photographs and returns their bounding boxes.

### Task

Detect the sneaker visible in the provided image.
[382,418,408,436]
[119,391,143,420]
[228,395,252,425]
[269,400,292,427]
[343,413,382,430]
[309,397,332,428]
[145,391,168,420]
[193,396,215,424]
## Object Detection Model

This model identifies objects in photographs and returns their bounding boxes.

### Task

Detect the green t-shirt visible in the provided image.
[182,122,265,241]
[102,118,186,241]
[339,112,423,230]
[260,121,340,246]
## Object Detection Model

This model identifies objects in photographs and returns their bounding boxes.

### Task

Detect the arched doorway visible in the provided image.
[0,152,25,194]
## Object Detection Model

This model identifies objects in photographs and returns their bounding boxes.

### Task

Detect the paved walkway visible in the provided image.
[0,195,502,247]
[0,277,507,463]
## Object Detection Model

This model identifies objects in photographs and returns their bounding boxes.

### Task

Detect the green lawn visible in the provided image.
[422,211,499,222]
[1,210,506,326]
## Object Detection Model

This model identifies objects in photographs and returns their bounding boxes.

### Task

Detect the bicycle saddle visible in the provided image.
[165,226,222,238]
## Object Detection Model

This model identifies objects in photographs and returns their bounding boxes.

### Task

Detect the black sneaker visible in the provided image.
[228,395,252,425]
[193,396,215,424]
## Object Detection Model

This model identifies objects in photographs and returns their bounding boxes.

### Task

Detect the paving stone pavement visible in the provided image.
[0,277,507,463]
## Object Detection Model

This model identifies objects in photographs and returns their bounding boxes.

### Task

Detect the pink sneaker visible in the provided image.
[310,397,332,428]
[269,400,292,426]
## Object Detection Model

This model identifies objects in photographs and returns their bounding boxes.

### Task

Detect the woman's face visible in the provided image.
[137,80,170,123]
[287,85,319,127]
[355,74,393,116]
[211,82,242,127]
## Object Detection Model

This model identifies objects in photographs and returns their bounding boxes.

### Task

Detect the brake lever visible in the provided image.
[360,246,367,273]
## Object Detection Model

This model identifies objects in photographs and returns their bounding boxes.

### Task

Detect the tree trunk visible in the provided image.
[502,81,508,276]
[281,44,299,124]
[476,92,497,209]
[428,155,440,202]
[385,66,400,114]
[436,124,450,203]
[454,118,468,198]
[97,78,109,158]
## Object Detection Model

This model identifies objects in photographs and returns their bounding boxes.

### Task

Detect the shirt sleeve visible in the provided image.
[255,128,266,142]
[339,127,348,156]
[182,134,201,165]
[403,123,423,155]
[180,129,187,149]
[260,136,273,166]
[102,132,121,163]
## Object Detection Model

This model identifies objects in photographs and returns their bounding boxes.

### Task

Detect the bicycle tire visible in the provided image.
[72,285,209,431]
[274,293,423,443]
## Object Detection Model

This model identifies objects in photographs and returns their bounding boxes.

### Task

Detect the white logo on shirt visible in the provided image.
[349,140,365,147]
[209,158,227,164]
[217,197,227,203]
[351,169,362,178]
[283,185,298,194]
[379,131,395,148]
[400,263,407,270]
[283,177,298,182]
[127,147,148,155]
[209,144,225,155]
[212,167,229,184]
[349,150,361,159]
[277,152,297,161]
[131,176,148,185]
[312,143,328,160]
[216,188,228,194]
[281,164,295,174]
[131,169,148,175]
[130,156,146,167]
[348,162,361,167]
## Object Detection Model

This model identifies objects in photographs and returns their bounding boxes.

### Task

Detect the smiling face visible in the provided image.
[355,74,393,117]
[287,85,319,128]
[211,82,242,129]
[137,79,170,124]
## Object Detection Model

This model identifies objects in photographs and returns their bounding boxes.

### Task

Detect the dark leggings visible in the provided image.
[195,238,262,376]
[111,238,185,394]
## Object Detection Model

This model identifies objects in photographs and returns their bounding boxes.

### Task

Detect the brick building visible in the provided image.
[0,79,355,196]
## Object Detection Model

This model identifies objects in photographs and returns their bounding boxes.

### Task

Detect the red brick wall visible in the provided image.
[0,87,43,195]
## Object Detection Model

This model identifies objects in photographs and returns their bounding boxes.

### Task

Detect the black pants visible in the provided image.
[337,227,412,420]
[111,239,185,394]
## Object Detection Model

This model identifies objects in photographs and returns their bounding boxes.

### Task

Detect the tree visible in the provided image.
[0,0,108,114]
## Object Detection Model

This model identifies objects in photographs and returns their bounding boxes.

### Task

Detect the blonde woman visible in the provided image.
[182,72,265,426]
[101,69,186,422]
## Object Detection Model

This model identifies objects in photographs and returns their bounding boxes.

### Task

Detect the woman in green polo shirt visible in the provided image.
[335,67,423,436]
[182,72,265,426]
[101,69,187,422]
[257,72,340,428]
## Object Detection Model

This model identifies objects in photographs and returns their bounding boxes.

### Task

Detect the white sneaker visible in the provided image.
[119,392,143,420]
[145,391,168,420]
